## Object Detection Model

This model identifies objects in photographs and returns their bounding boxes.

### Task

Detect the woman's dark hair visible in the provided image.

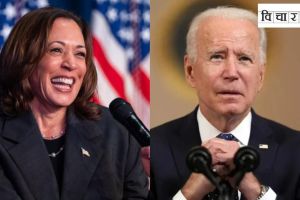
[0,7,101,120]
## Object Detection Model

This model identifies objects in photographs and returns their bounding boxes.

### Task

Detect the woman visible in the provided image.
[0,7,148,200]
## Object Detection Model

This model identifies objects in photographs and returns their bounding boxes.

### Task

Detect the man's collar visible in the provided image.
[197,108,251,145]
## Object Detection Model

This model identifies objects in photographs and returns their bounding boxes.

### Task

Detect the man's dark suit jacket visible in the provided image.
[0,106,148,200]
[151,107,300,200]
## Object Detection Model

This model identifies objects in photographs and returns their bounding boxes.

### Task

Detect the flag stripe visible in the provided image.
[94,58,120,105]
[132,67,150,102]
[93,37,127,100]
[91,11,127,76]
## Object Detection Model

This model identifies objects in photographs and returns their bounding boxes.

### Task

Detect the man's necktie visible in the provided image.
[206,133,239,200]
[217,133,239,142]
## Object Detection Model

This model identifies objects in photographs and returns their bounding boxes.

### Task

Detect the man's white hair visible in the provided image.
[186,6,267,64]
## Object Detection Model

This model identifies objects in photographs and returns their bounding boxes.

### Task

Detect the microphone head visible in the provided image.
[109,98,134,122]
[186,146,212,173]
[109,98,150,147]
[234,146,260,172]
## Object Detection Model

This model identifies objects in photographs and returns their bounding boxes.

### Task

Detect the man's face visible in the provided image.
[185,17,265,119]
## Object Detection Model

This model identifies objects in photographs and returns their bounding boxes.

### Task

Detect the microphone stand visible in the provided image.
[186,146,236,200]
[216,181,234,200]
[186,146,259,200]
[230,146,260,188]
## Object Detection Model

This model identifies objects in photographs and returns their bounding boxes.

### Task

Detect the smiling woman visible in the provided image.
[0,7,97,120]
[0,7,148,200]
[29,18,87,112]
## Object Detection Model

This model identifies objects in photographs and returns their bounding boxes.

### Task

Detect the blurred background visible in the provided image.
[151,0,300,130]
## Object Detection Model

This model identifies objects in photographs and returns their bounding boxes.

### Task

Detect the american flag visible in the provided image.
[0,0,150,127]
[0,0,48,45]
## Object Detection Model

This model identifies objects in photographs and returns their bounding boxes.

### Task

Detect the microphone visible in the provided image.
[234,146,259,172]
[186,146,221,186]
[186,146,234,200]
[109,98,150,147]
[186,146,260,199]
[231,146,260,186]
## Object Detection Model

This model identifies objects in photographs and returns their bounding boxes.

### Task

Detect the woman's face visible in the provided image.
[29,17,87,110]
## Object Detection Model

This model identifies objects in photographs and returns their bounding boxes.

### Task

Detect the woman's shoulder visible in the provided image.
[89,103,117,124]
[74,103,127,134]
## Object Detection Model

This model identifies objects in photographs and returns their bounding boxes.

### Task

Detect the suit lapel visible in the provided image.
[248,112,279,184]
[168,108,201,184]
[61,110,104,200]
[1,112,59,200]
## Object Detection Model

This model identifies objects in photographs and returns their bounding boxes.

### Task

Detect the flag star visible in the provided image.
[143,11,150,23]
[0,24,12,40]
[120,11,129,22]
[3,3,17,20]
[140,28,149,42]
[118,28,134,43]
[118,29,126,41]
[126,48,134,60]
[36,0,49,8]
[107,8,118,22]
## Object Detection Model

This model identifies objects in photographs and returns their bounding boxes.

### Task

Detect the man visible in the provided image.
[151,6,300,200]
